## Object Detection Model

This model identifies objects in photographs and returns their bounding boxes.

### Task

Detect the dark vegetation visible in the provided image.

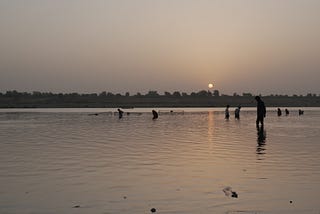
[0,90,319,108]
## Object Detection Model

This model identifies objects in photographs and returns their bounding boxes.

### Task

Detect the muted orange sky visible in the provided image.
[0,0,320,95]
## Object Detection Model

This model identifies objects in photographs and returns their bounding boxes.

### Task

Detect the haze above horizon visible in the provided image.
[1,0,320,95]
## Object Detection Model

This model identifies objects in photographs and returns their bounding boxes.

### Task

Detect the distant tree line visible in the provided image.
[0,90,319,108]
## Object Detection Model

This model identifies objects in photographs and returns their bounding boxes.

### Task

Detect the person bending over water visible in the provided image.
[117,108,124,119]
[255,96,266,128]
[299,109,304,115]
[152,110,158,120]
[285,108,289,116]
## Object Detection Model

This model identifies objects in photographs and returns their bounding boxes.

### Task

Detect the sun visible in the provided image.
[208,83,214,89]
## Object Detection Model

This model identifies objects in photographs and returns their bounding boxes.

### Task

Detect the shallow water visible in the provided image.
[0,108,320,214]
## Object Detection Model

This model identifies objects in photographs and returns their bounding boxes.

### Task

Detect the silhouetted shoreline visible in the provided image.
[0,91,319,108]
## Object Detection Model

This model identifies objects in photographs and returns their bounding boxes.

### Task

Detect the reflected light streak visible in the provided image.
[207,111,215,152]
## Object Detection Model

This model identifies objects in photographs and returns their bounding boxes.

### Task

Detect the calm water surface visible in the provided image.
[0,108,320,214]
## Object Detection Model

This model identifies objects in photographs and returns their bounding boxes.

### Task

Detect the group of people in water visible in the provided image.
[225,96,266,128]
[117,96,304,129]
[116,96,306,158]
[225,105,241,120]
[224,96,304,128]
[277,108,304,116]
[117,108,158,120]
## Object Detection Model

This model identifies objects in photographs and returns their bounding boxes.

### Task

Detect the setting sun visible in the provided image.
[208,83,214,89]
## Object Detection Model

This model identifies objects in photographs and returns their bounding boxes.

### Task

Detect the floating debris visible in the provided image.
[290,200,293,203]
[223,186,238,198]
[123,196,127,199]
[150,208,156,213]
[73,205,80,208]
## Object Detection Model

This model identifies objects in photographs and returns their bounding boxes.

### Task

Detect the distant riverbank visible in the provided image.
[1,91,319,108]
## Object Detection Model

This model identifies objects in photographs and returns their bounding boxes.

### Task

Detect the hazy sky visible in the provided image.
[1,0,320,95]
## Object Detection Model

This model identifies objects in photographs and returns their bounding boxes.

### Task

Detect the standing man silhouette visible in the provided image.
[255,96,266,128]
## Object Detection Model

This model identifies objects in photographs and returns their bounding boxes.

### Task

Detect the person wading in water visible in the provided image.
[255,96,266,128]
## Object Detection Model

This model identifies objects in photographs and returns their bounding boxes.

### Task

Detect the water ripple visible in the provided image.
[0,109,320,213]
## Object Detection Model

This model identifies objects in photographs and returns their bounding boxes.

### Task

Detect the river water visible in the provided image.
[0,107,320,214]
